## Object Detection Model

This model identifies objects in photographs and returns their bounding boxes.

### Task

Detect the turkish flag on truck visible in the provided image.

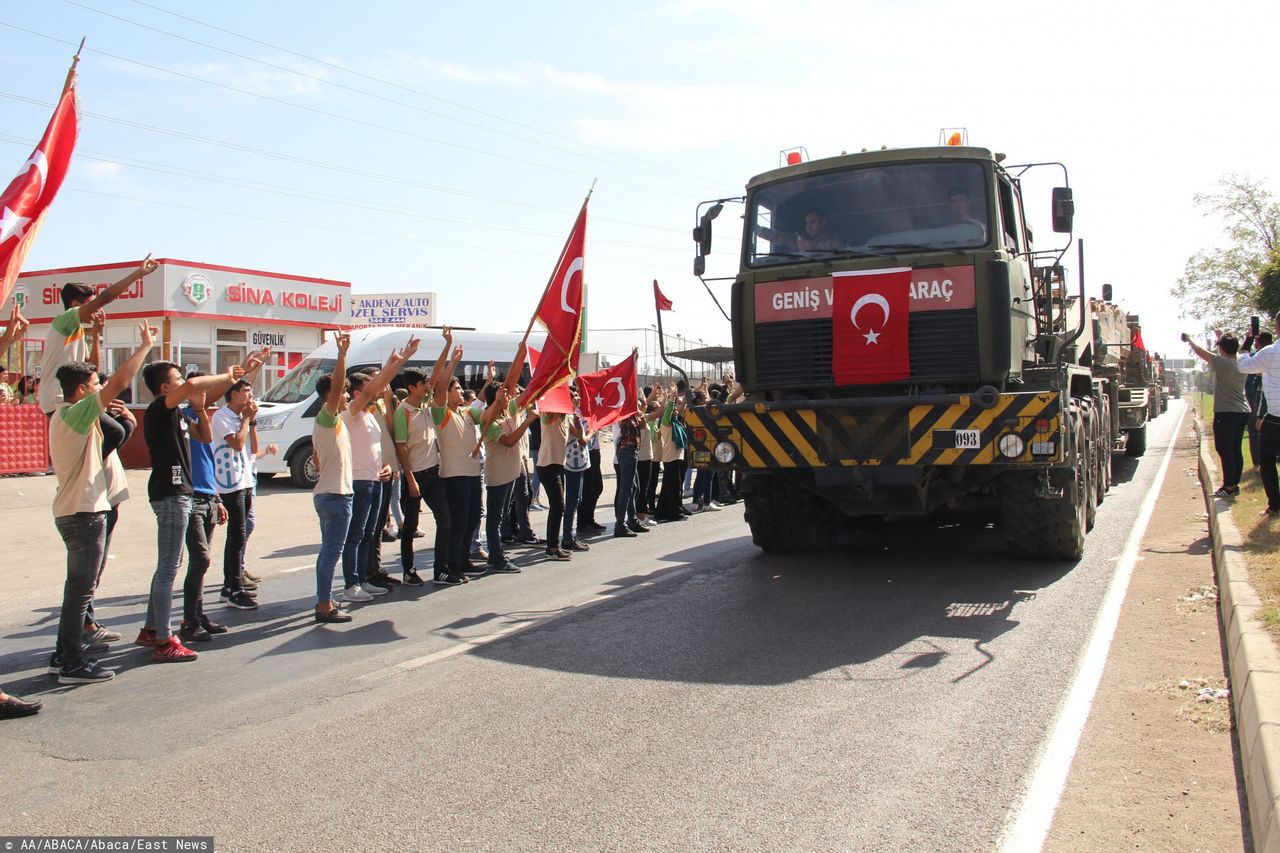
[0,81,78,307]
[831,267,911,385]
[578,352,638,430]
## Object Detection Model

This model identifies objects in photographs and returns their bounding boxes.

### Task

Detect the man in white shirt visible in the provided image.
[211,379,259,609]
[1236,314,1280,516]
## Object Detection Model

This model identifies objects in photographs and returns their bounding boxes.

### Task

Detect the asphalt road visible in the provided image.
[0,403,1186,851]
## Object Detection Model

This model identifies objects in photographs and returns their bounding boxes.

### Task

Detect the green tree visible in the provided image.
[1173,174,1280,330]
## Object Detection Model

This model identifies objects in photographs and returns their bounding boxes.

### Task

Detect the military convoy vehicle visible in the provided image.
[684,139,1127,560]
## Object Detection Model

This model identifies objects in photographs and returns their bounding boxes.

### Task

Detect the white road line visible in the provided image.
[279,565,311,574]
[999,403,1187,852]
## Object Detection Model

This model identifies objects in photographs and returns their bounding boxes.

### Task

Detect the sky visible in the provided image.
[2,0,1278,370]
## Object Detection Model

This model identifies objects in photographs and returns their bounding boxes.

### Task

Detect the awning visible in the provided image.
[666,345,734,364]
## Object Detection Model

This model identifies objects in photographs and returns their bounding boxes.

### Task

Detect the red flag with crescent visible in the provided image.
[578,352,638,430]
[831,267,911,385]
[518,200,587,409]
[0,82,78,307]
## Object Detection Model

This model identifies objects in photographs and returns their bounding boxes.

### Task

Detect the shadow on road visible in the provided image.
[471,512,1077,687]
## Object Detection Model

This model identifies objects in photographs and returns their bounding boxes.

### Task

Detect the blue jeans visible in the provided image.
[314,492,354,603]
[344,480,382,588]
[148,494,192,641]
[486,480,516,566]
[614,446,638,527]
[55,511,108,665]
[693,467,713,505]
[444,475,482,572]
[563,469,584,544]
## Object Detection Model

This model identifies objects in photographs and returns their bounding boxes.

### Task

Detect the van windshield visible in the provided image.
[260,357,336,405]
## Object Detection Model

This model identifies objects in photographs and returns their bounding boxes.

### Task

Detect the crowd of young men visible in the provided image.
[0,315,733,718]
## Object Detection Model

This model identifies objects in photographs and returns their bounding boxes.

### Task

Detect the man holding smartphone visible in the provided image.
[1236,314,1280,515]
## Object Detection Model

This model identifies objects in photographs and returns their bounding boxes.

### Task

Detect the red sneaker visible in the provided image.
[134,628,157,647]
[151,636,198,663]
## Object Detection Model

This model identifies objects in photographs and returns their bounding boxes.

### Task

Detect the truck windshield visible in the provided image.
[260,357,336,405]
[747,161,990,266]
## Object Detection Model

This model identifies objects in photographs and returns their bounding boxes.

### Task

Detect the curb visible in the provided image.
[1194,415,1280,853]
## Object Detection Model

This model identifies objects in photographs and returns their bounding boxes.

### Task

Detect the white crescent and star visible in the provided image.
[850,292,891,345]
[0,151,50,245]
[0,207,31,244]
[20,151,48,197]
[560,256,583,314]
[592,377,628,409]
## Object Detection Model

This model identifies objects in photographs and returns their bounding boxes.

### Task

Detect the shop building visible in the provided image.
[13,257,350,403]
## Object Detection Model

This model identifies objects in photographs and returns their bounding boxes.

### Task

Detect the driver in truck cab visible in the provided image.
[758,209,842,252]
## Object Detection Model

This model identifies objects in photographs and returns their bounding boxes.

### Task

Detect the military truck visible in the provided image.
[1086,293,1148,459]
[685,141,1113,559]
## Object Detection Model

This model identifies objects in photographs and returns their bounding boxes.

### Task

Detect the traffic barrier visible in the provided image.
[0,404,48,474]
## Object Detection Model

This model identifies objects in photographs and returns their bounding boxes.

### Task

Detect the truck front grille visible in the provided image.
[754,310,980,388]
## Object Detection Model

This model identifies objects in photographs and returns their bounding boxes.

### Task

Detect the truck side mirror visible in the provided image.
[1101,283,1113,302]
[694,203,723,256]
[1051,187,1074,233]
[693,255,706,277]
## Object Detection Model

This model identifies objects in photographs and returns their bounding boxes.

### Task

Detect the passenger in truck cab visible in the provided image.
[946,187,986,233]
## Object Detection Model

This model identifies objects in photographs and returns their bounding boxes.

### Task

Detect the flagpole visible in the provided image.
[522,181,595,346]
[64,37,85,93]
[654,281,689,391]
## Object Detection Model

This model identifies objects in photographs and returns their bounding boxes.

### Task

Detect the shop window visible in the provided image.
[216,329,247,343]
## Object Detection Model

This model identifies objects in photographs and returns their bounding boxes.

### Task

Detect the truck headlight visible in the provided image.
[714,441,737,464]
[255,411,290,431]
[997,434,1024,459]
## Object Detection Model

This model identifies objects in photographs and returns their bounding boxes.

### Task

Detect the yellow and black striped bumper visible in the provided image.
[687,391,1063,469]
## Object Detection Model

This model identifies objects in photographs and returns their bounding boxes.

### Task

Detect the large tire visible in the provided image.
[1098,397,1112,499]
[742,474,842,553]
[1081,406,1099,531]
[288,441,320,488]
[1001,412,1088,560]
[1125,425,1147,457]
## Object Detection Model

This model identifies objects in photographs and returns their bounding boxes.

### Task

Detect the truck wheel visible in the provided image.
[1125,425,1147,457]
[1081,408,1099,531]
[742,474,841,553]
[1001,417,1087,560]
[289,442,320,488]
[1099,397,1113,496]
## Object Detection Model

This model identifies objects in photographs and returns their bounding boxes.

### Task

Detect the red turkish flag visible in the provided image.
[653,280,673,312]
[525,344,574,413]
[1131,327,1146,351]
[519,200,587,409]
[578,352,638,430]
[0,83,78,307]
[831,267,911,384]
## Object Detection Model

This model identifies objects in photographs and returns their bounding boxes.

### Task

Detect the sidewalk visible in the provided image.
[1046,409,1251,851]
[1195,412,1280,853]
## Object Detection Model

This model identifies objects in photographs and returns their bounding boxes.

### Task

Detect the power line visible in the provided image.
[1,20,697,199]
[0,89,686,236]
[0,135,688,254]
[125,0,731,190]
[62,185,689,272]
[61,0,727,194]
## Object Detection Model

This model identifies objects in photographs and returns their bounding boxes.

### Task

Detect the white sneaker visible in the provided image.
[360,582,389,597]
[343,585,374,602]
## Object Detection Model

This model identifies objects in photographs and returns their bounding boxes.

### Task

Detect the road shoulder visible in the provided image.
[1046,414,1250,851]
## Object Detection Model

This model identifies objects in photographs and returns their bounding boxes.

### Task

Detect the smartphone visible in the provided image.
[1180,333,1189,342]
[1252,315,1261,336]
